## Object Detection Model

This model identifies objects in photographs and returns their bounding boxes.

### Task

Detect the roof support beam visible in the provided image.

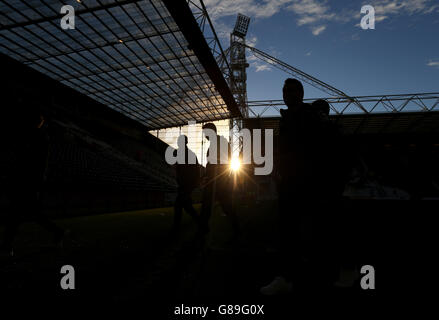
[0,0,143,31]
[162,0,241,118]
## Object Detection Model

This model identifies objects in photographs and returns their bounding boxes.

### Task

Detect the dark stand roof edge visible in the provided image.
[162,0,241,119]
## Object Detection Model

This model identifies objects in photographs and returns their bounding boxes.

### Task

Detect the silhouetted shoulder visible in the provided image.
[187,148,199,165]
[280,109,289,118]
[301,103,320,121]
[279,109,292,133]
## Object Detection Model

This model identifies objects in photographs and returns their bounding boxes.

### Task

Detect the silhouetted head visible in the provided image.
[313,99,330,117]
[177,135,188,148]
[283,78,304,108]
[202,123,217,141]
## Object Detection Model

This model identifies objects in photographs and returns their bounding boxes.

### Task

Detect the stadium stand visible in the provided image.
[244,115,439,200]
[1,54,178,217]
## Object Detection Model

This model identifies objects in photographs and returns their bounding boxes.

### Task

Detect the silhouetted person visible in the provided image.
[311,99,358,287]
[311,99,349,198]
[199,123,239,237]
[1,106,64,257]
[261,78,324,295]
[312,99,330,121]
[173,135,200,232]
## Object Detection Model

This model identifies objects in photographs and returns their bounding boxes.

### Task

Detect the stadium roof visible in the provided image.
[0,0,240,130]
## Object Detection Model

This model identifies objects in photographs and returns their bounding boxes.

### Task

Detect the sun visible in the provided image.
[230,157,241,172]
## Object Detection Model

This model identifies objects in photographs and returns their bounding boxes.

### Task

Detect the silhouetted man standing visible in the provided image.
[311,99,354,287]
[261,78,323,295]
[199,123,239,237]
[311,99,348,199]
[173,135,200,232]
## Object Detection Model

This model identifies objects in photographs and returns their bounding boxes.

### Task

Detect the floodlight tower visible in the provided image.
[229,14,250,158]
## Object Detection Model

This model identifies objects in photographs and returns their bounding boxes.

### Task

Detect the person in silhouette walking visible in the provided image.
[199,123,240,238]
[173,135,200,232]
[1,105,64,257]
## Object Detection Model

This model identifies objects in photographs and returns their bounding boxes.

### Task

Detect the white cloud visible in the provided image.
[311,25,326,35]
[375,15,389,22]
[211,20,233,40]
[202,0,439,37]
[203,0,293,20]
[255,64,272,72]
[306,51,312,56]
[288,0,334,25]
[286,0,439,33]
[364,0,439,23]
[247,46,281,72]
[246,35,258,47]
[427,60,439,68]
[249,58,273,72]
[372,0,433,15]
[286,0,356,35]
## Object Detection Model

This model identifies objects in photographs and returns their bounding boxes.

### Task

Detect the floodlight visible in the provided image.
[233,14,250,38]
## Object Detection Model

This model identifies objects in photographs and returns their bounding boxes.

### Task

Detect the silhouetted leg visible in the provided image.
[333,199,360,287]
[199,183,214,234]
[174,190,184,230]
[2,192,23,250]
[27,191,64,241]
[278,214,300,282]
[182,189,199,223]
[277,183,303,283]
[217,188,240,236]
[312,197,340,286]
[217,174,240,234]
[32,215,64,241]
[2,214,21,250]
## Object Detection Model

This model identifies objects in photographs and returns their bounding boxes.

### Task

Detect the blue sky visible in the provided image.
[204,0,439,102]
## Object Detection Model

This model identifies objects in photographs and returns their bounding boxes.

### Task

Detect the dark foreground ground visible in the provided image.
[0,200,436,317]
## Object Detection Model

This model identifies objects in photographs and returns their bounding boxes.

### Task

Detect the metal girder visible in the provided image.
[1,0,240,130]
[247,93,439,117]
[227,14,251,158]
[243,43,369,114]
[164,0,241,119]
[0,0,143,31]
[187,0,232,82]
